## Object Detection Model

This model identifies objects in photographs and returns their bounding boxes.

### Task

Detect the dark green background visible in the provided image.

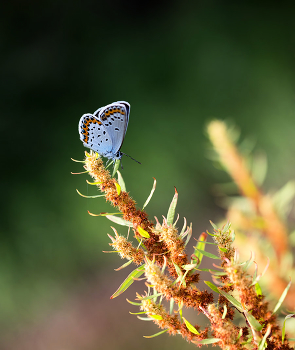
[1,1,295,349]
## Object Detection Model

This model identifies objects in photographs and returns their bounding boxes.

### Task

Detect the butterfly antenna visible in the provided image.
[121,153,141,164]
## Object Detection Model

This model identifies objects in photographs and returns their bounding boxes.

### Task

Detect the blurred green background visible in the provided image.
[1,1,295,349]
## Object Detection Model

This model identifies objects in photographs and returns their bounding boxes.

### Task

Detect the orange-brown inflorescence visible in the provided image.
[140,299,181,335]
[140,298,209,344]
[79,152,293,350]
[224,260,292,350]
[207,304,245,350]
[84,152,195,273]
[84,152,153,235]
[144,258,213,310]
[153,217,186,262]
[109,229,145,265]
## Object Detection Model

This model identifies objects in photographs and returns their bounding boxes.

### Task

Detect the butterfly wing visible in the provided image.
[78,113,113,155]
[94,101,130,154]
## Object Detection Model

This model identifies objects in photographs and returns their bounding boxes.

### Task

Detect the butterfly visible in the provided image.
[78,101,140,163]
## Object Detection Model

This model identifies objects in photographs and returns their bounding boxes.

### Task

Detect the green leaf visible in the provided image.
[222,304,227,319]
[219,247,228,252]
[106,215,132,226]
[245,312,263,331]
[255,282,262,296]
[167,188,178,225]
[183,317,200,335]
[139,293,163,301]
[184,223,192,247]
[115,182,121,196]
[86,180,103,185]
[117,170,126,192]
[169,298,174,315]
[111,264,145,299]
[112,159,120,177]
[143,329,168,338]
[258,325,271,350]
[137,316,153,321]
[209,220,218,230]
[194,248,220,260]
[130,311,147,315]
[281,314,295,343]
[204,281,244,312]
[196,268,222,273]
[71,157,85,163]
[179,217,187,237]
[142,178,157,210]
[126,299,142,306]
[222,221,231,233]
[149,314,163,320]
[193,338,221,345]
[193,232,207,266]
[204,281,220,293]
[137,226,150,238]
[273,279,292,314]
[182,263,198,271]
[210,270,227,276]
[114,259,133,271]
[76,189,105,198]
[194,241,218,245]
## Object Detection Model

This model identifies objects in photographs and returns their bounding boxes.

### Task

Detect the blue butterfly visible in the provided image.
[79,101,140,163]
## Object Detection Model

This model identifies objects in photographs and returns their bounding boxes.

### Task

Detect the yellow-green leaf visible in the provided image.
[137,226,150,238]
[183,317,200,335]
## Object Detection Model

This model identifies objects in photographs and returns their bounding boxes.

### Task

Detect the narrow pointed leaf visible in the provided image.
[245,312,263,331]
[258,325,271,350]
[142,178,157,210]
[112,159,120,177]
[126,299,142,306]
[76,189,105,198]
[209,220,218,230]
[184,223,192,246]
[183,317,200,335]
[195,248,220,260]
[117,170,126,192]
[71,170,89,175]
[273,279,292,314]
[282,314,295,343]
[182,263,198,271]
[139,293,163,301]
[169,298,174,315]
[111,264,145,299]
[137,226,150,238]
[137,316,153,321]
[193,232,207,266]
[179,217,187,237]
[149,314,163,320]
[114,259,133,271]
[167,188,178,225]
[255,282,262,296]
[193,338,221,345]
[115,182,121,196]
[106,215,132,227]
[204,281,244,312]
[143,329,168,338]
[86,180,103,185]
[222,304,227,319]
[71,158,85,163]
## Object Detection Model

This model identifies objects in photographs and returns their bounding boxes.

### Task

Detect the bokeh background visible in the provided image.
[1,1,295,349]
